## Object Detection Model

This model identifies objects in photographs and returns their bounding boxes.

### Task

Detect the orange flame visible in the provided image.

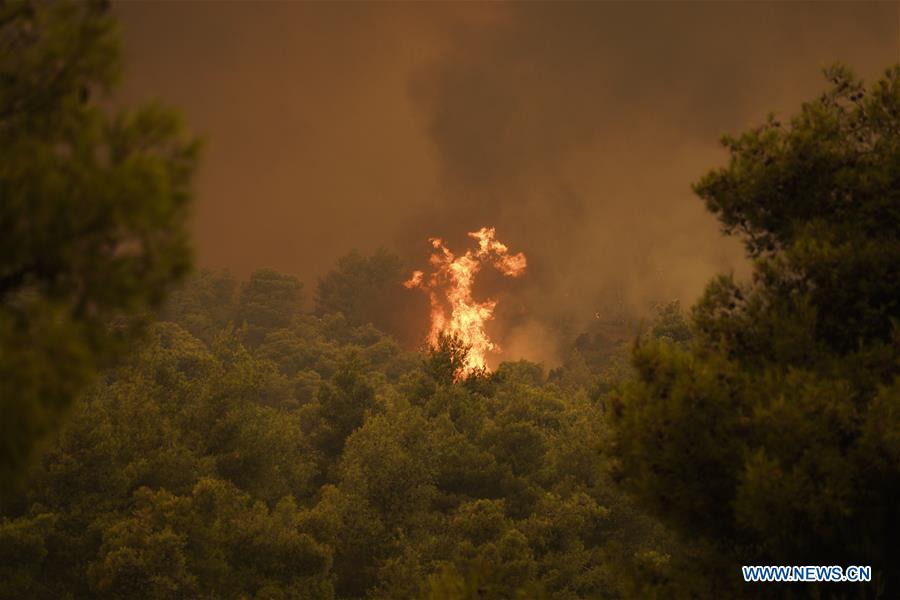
[405,227,527,374]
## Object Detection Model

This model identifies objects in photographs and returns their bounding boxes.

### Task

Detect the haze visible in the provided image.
[114,1,898,361]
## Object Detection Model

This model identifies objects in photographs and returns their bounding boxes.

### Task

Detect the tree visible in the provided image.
[236,268,303,347]
[315,248,421,343]
[648,300,691,346]
[0,0,200,488]
[159,269,236,345]
[87,481,333,599]
[611,65,900,596]
[1,262,665,598]
[424,333,474,386]
[307,356,377,462]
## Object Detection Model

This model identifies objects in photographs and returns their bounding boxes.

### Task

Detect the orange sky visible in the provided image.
[114,1,898,359]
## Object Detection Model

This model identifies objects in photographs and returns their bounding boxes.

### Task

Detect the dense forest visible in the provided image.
[2,262,675,598]
[2,2,900,599]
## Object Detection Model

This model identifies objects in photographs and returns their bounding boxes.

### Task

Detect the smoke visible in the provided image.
[115,2,898,360]
[402,2,898,360]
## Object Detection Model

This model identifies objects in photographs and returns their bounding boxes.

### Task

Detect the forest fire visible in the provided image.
[405,227,527,374]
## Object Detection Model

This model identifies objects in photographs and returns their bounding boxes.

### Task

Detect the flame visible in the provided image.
[405,227,527,374]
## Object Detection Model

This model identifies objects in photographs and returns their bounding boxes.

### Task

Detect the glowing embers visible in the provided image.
[405,227,526,374]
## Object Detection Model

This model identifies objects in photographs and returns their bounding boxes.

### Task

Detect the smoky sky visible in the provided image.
[114,1,898,362]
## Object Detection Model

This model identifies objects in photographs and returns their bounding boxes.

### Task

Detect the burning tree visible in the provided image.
[405,227,526,375]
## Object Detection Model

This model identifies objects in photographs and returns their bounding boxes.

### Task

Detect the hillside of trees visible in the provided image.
[2,265,678,598]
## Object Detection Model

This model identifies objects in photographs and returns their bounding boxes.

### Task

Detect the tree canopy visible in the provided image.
[612,65,900,597]
[0,269,668,598]
[0,0,200,489]
[315,249,423,345]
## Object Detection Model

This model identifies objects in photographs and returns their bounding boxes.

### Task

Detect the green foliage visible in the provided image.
[238,269,304,347]
[613,65,900,597]
[424,333,474,385]
[0,512,58,598]
[0,0,200,488]
[88,481,333,599]
[159,269,236,345]
[695,63,900,353]
[307,356,378,463]
[315,249,412,336]
[0,265,667,598]
[648,300,691,346]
